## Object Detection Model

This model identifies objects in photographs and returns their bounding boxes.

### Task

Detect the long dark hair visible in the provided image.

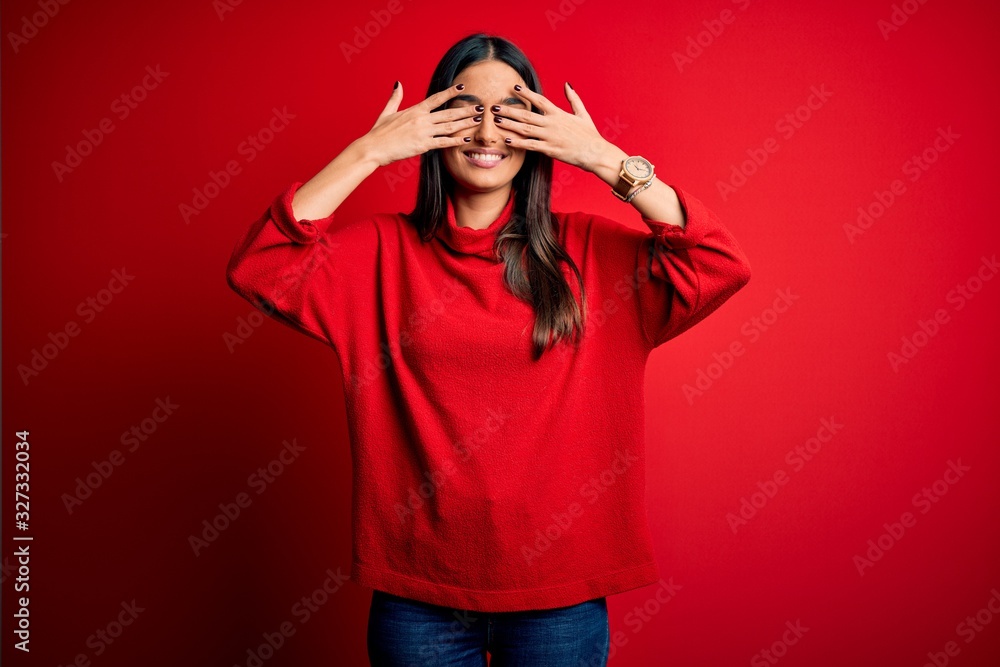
[409,33,586,361]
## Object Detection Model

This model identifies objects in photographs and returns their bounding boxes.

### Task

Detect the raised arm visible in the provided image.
[226,81,484,348]
[484,81,750,347]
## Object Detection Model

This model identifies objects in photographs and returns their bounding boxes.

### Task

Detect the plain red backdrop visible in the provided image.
[3,0,999,665]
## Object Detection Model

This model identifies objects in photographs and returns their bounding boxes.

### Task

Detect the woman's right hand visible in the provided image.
[358,82,483,168]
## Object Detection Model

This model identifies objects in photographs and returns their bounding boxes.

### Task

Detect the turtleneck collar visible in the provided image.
[435,189,516,261]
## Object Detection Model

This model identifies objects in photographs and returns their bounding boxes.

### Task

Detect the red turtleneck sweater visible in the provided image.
[226,180,750,612]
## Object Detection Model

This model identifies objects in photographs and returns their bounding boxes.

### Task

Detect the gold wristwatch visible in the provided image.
[612,156,655,201]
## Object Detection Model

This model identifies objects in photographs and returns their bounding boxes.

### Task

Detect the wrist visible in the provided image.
[347,136,383,172]
[591,141,630,188]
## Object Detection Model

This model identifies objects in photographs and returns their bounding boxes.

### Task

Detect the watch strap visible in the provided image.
[613,166,635,199]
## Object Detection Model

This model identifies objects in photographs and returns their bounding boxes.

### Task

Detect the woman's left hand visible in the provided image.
[493,83,612,173]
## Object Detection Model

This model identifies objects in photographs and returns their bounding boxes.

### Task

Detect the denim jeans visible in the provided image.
[366,589,610,667]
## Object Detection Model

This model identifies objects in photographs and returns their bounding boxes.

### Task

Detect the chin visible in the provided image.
[456,172,514,192]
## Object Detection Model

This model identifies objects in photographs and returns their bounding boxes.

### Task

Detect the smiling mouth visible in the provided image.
[463,151,508,168]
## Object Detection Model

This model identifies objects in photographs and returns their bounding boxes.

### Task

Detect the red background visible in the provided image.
[3,0,999,665]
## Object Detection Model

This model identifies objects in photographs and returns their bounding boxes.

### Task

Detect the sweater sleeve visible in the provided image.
[634,184,751,348]
[225,181,377,350]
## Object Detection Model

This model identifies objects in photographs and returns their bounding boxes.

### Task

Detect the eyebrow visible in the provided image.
[449,94,527,107]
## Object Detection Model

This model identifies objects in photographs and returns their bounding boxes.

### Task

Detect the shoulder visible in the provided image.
[553,208,651,251]
[308,209,386,264]
[352,209,426,254]
[330,209,405,238]
[327,208,440,252]
[550,209,654,283]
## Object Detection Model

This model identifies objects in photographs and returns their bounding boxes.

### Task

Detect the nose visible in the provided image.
[472,108,504,145]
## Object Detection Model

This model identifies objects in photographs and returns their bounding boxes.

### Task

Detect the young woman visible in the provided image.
[227,32,751,667]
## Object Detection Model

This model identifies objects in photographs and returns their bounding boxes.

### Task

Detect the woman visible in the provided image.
[227,32,750,667]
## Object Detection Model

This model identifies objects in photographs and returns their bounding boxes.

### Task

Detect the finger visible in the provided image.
[494,115,546,140]
[510,83,557,115]
[418,83,468,111]
[564,82,591,120]
[501,135,545,153]
[431,114,484,137]
[429,105,484,123]
[432,135,475,150]
[488,104,546,126]
[379,81,403,118]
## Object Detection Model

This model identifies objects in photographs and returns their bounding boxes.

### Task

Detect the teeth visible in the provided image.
[468,153,503,162]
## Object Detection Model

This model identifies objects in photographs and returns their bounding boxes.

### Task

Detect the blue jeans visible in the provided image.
[366,589,610,666]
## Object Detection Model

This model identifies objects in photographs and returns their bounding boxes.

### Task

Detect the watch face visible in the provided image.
[624,157,652,179]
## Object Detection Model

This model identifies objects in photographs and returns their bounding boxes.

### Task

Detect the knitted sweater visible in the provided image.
[226,180,751,612]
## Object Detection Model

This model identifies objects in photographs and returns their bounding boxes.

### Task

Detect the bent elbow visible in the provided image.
[225,264,242,295]
[736,258,752,290]
[225,254,258,303]
[225,256,243,294]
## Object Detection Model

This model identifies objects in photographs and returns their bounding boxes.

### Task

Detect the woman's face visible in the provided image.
[441,60,529,194]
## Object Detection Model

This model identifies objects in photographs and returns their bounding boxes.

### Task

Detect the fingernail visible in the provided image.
[475,105,484,112]
[504,138,512,144]
[463,136,472,142]
[494,117,502,124]
[456,83,465,90]
[473,115,482,122]
[514,84,522,91]
[491,105,501,113]
[567,82,573,90]
[393,80,399,90]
